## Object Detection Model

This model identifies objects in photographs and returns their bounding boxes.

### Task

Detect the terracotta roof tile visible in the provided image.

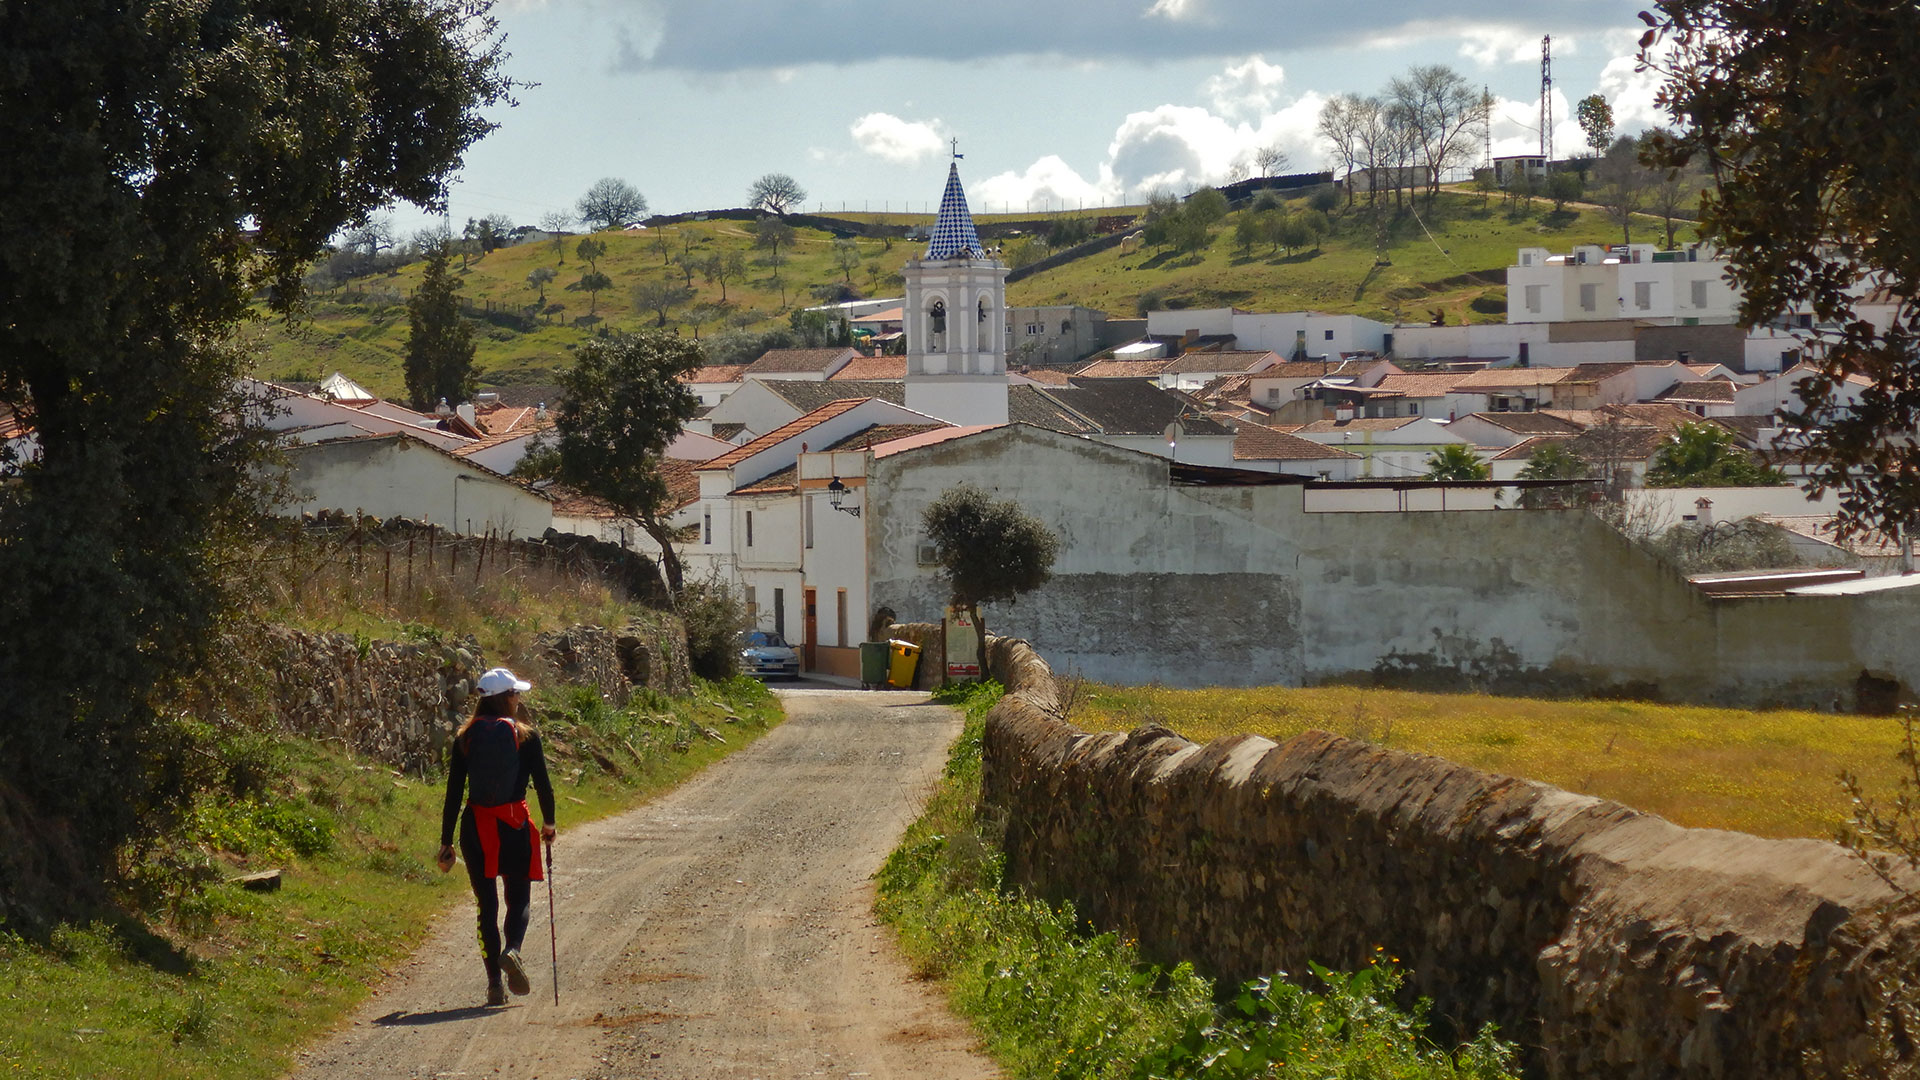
[1460,411,1586,435]
[684,364,748,384]
[1234,424,1359,461]
[549,458,700,515]
[827,354,908,381]
[743,347,857,375]
[1075,359,1170,378]
[762,380,906,411]
[1655,380,1738,404]
[1492,435,1576,461]
[698,398,870,471]
[1159,350,1280,375]
[1297,417,1424,433]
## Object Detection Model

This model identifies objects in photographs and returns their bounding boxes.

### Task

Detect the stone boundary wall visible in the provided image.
[977,637,1920,1079]
[263,616,690,772]
[262,627,481,774]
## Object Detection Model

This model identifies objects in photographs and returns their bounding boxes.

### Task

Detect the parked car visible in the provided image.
[738,629,800,680]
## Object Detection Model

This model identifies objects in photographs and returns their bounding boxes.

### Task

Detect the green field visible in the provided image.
[254,191,1690,398]
[1074,683,1895,841]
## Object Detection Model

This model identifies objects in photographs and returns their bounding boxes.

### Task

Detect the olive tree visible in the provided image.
[576,177,648,231]
[0,0,512,898]
[921,483,1060,671]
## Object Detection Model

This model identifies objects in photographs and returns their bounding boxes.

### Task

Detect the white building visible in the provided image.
[1507,244,1737,325]
[1145,308,1392,359]
[282,433,553,536]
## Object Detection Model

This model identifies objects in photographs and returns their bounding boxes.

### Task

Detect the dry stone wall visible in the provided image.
[263,615,690,772]
[262,627,482,774]
[978,637,1920,1079]
[532,618,691,702]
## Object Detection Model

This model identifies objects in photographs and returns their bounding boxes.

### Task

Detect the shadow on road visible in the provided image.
[372,1005,500,1026]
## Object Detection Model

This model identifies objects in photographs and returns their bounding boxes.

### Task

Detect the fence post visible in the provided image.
[384,549,392,607]
[407,533,415,598]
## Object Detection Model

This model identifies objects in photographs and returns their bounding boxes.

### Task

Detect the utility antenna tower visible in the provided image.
[1540,35,1554,164]
[1483,85,1493,168]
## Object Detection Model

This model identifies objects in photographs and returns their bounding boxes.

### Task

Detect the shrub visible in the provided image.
[677,575,749,681]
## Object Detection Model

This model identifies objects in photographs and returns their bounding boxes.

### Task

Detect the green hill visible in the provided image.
[252,192,1690,397]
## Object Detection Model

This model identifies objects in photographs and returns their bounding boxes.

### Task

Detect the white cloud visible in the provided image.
[1206,55,1287,118]
[1144,0,1204,21]
[972,56,1328,210]
[975,156,1115,212]
[849,113,947,165]
[1458,27,1546,68]
[1595,47,1671,137]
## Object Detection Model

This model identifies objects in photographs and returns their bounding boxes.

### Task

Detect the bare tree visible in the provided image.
[539,210,574,263]
[831,238,861,283]
[1389,64,1489,201]
[1254,144,1290,177]
[1594,135,1651,245]
[1317,94,1366,207]
[748,173,808,215]
[632,277,695,327]
[703,250,747,302]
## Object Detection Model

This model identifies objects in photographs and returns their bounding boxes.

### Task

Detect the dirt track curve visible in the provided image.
[287,686,997,1080]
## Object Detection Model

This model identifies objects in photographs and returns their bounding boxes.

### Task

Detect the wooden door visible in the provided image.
[802,587,818,671]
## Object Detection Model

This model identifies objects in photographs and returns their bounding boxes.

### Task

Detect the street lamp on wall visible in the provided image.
[826,477,862,517]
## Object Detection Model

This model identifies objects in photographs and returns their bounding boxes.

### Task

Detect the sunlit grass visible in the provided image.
[1073,683,1897,840]
[0,679,781,1080]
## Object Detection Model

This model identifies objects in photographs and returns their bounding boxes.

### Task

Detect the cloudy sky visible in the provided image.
[404,0,1668,233]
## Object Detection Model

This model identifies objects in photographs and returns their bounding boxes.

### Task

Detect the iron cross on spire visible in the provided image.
[950,138,963,160]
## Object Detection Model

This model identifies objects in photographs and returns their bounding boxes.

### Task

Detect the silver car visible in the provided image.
[739,630,800,680]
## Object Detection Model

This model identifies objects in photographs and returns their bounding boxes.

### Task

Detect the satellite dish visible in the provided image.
[1164,420,1185,444]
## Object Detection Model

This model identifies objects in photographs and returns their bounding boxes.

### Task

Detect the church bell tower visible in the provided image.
[903,155,1009,426]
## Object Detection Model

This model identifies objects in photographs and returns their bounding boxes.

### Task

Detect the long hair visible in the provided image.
[454,691,519,746]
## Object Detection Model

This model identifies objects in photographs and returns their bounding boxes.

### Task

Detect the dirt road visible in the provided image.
[287,686,997,1080]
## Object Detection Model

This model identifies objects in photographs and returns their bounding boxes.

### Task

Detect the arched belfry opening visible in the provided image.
[903,155,1009,426]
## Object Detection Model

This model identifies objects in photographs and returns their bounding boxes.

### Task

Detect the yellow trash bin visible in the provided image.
[887,639,922,689]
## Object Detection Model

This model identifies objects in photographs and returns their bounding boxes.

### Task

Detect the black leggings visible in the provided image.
[460,812,532,984]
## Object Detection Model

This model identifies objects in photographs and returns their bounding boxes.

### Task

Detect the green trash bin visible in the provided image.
[859,641,890,689]
[887,639,922,689]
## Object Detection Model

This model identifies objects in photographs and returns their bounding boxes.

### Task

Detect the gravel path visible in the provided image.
[286,686,997,1080]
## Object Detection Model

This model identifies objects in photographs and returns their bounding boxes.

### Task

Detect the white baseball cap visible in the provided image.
[476,667,532,696]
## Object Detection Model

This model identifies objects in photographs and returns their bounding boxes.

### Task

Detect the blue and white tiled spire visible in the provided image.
[925,161,986,261]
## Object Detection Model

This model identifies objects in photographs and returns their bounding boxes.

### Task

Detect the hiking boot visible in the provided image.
[500,949,531,996]
[486,982,508,1007]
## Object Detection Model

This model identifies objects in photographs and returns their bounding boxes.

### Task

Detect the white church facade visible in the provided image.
[903,162,1012,426]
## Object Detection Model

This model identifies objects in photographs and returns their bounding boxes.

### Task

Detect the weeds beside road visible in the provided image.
[0,677,779,1080]
[878,681,1518,1080]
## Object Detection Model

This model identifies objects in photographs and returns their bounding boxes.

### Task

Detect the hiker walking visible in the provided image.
[438,667,557,1006]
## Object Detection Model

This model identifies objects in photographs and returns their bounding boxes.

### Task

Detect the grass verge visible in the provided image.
[0,676,780,1080]
[876,681,1518,1080]
[1072,682,1900,840]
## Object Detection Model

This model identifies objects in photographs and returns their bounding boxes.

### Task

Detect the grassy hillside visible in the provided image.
[1009,188,1691,326]
[0,528,780,1079]
[253,192,1692,397]
[1075,682,1892,841]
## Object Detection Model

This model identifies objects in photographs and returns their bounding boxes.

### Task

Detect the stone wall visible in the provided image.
[262,627,482,774]
[978,638,1920,1079]
[263,615,691,771]
[532,617,692,702]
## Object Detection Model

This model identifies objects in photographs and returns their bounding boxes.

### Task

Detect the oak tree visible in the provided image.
[545,330,705,591]
[576,177,648,231]
[748,173,808,215]
[0,0,511,896]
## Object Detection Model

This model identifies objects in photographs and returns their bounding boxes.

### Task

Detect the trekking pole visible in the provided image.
[545,836,559,1006]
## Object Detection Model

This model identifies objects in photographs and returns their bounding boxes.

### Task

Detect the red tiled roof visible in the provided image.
[1076,359,1169,378]
[0,403,32,441]
[1234,424,1359,461]
[827,354,908,381]
[1459,411,1586,435]
[684,364,749,384]
[744,347,857,375]
[696,398,869,471]
[853,306,904,323]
